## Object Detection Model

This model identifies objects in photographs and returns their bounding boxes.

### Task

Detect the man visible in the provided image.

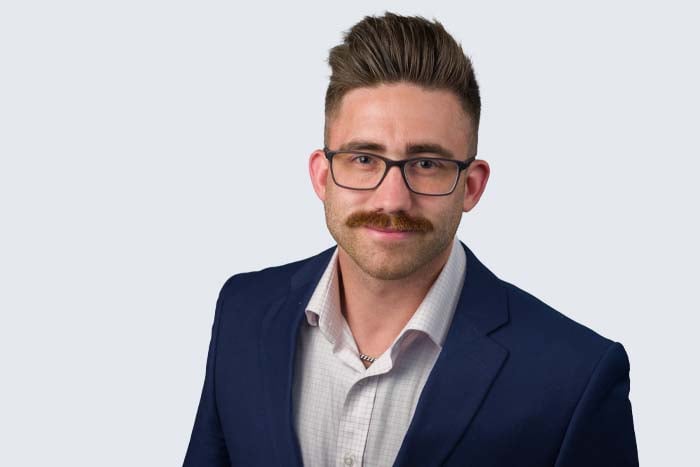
[184,12,638,467]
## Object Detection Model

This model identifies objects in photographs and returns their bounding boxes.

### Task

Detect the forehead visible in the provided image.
[327,83,474,154]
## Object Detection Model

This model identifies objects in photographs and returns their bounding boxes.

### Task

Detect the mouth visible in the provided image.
[366,226,415,233]
[363,226,418,240]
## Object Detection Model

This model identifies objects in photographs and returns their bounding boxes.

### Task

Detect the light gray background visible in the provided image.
[1,0,697,465]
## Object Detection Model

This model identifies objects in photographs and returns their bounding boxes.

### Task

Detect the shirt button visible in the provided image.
[344,454,354,466]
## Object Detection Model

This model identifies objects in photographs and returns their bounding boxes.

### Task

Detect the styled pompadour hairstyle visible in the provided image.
[324,12,481,146]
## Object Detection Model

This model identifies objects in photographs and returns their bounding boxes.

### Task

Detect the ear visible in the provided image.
[309,149,330,201]
[462,159,490,212]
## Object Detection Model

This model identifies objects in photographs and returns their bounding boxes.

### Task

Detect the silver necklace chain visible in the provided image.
[359,353,376,363]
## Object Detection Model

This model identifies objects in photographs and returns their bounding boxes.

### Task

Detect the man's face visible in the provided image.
[310,83,483,281]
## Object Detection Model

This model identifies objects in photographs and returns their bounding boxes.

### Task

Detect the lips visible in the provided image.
[366,226,416,233]
[363,226,416,240]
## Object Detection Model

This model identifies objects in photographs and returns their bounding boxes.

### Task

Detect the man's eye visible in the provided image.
[352,155,374,164]
[415,159,441,169]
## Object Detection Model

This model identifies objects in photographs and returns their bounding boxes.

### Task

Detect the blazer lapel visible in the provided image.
[392,243,511,467]
[258,247,335,467]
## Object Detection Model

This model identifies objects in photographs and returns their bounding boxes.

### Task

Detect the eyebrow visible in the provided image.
[338,140,456,159]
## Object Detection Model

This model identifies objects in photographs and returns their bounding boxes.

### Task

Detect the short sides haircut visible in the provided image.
[324,12,481,148]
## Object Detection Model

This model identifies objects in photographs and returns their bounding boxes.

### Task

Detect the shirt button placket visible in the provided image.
[337,376,378,467]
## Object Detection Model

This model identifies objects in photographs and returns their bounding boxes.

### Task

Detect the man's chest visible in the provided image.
[292,324,440,467]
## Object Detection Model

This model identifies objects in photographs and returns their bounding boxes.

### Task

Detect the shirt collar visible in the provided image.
[401,237,466,348]
[304,238,466,350]
[303,247,344,347]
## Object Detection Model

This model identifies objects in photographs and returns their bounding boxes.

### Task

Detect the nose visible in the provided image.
[369,165,414,213]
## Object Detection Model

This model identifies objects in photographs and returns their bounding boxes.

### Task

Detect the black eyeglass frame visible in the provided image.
[323,147,477,196]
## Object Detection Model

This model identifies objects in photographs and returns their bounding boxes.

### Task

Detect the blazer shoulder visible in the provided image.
[217,246,335,306]
[498,280,616,358]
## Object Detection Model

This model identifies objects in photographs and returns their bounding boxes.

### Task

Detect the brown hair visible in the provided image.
[324,12,481,146]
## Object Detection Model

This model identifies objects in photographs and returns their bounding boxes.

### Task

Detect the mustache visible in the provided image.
[345,211,434,233]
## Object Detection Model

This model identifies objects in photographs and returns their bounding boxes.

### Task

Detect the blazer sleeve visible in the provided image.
[554,342,639,467]
[183,277,234,467]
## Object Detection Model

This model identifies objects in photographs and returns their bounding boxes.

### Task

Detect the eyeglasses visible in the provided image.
[323,147,476,196]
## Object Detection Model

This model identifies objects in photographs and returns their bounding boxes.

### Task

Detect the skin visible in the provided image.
[308,83,490,365]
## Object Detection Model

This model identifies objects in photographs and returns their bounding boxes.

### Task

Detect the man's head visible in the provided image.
[309,13,490,281]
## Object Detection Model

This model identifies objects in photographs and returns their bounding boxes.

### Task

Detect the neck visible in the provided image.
[336,241,454,357]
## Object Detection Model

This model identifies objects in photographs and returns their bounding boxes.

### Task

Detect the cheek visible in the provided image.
[325,185,370,214]
[323,187,351,228]
[424,197,464,231]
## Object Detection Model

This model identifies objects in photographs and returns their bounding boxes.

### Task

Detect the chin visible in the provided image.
[353,253,425,281]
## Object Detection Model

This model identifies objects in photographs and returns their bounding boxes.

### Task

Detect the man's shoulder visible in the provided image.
[216,246,335,306]
[462,241,618,355]
[496,279,618,362]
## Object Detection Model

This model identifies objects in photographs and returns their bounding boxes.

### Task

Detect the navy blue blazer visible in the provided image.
[184,242,638,466]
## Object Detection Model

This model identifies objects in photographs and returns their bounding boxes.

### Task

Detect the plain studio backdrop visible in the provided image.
[1,1,697,465]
